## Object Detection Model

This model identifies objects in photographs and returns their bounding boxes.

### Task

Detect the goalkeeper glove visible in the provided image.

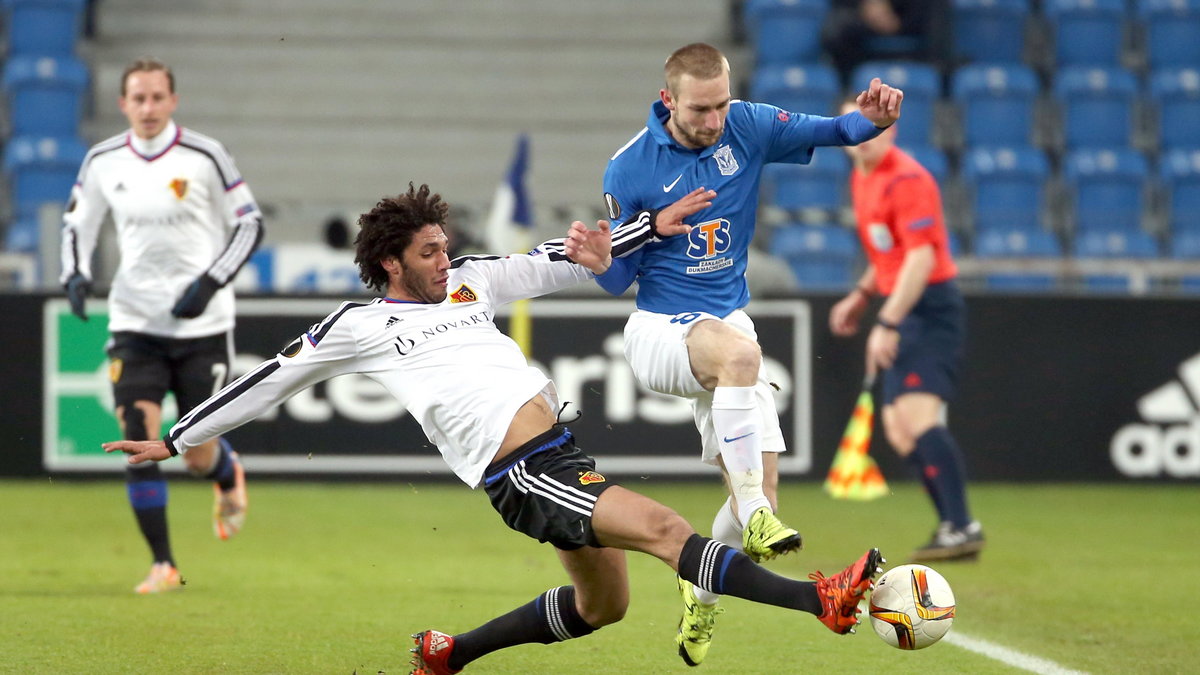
[171,273,221,319]
[64,272,91,322]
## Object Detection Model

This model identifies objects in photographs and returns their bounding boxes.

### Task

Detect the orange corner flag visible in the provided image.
[824,381,889,500]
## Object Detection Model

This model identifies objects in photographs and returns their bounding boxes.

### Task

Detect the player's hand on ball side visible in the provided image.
[655,188,715,237]
[103,440,172,464]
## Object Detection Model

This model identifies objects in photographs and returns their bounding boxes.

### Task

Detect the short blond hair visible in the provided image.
[664,43,729,94]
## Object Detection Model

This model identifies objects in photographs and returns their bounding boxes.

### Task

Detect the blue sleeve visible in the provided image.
[594,253,639,295]
[809,111,886,147]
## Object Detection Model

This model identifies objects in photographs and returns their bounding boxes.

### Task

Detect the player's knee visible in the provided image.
[579,592,629,627]
[119,405,148,442]
[883,417,915,455]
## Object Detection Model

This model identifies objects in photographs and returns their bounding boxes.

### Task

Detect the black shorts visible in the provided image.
[482,427,615,551]
[107,331,232,414]
[882,280,966,405]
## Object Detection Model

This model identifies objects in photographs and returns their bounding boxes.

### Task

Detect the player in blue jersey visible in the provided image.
[585,42,902,666]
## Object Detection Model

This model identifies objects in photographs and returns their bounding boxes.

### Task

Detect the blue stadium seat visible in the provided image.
[3,0,88,56]
[1139,0,1200,69]
[1073,229,1161,292]
[951,63,1040,147]
[750,63,841,116]
[952,0,1030,64]
[850,61,940,146]
[974,228,1062,291]
[768,223,860,290]
[3,134,87,220]
[762,148,850,214]
[900,145,949,183]
[1149,67,1200,152]
[4,216,42,253]
[1044,0,1126,66]
[1170,231,1200,258]
[744,0,829,66]
[2,54,89,136]
[1054,66,1139,150]
[1161,148,1200,235]
[961,145,1050,234]
[1064,148,1149,235]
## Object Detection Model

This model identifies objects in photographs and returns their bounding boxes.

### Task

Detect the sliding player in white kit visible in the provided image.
[60,58,262,593]
[104,184,884,674]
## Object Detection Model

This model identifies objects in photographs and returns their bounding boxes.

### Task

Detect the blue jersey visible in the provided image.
[601,99,882,317]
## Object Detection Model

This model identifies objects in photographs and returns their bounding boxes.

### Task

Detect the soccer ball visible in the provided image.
[869,564,956,650]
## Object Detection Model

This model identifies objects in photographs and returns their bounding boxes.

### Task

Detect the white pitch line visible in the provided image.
[859,602,1089,674]
[942,631,1090,675]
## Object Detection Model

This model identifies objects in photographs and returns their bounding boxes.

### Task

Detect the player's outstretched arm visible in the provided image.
[104,440,172,464]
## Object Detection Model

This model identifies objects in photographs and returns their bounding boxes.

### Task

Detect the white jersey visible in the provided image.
[60,121,263,339]
[165,213,658,488]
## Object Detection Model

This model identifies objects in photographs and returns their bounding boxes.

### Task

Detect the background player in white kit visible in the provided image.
[103,183,884,674]
[60,58,263,593]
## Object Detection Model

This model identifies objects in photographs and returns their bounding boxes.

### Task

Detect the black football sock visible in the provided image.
[912,426,973,529]
[677,534,821,615]
[126,463,173,565]
[904,449,947,523]
[448,585,596,669]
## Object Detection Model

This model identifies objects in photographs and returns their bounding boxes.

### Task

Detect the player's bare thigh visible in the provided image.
[684,319,762,390]
[555,545,630,627]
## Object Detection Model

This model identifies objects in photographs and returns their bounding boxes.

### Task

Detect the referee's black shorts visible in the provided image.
[482,427,614,551]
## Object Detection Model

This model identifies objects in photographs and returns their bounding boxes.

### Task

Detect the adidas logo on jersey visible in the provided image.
[386,315,402,329]
[1110,352,1200,478]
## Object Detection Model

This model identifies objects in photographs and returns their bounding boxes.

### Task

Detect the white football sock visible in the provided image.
[712,386,771,525]
[692,497,744,605]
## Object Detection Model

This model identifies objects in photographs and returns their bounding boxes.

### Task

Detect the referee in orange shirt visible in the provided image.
[829,98,984,562]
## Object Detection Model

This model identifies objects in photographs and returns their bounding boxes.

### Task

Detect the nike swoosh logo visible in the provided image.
[723,432,755,443]
[663,174,683,192]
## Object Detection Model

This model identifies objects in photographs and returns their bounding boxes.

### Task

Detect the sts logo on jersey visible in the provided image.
[684,218,734,275]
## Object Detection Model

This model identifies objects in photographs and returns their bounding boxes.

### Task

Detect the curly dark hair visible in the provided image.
[354,183,450,291]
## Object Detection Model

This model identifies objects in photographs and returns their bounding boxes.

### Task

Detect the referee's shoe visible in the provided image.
[910,521,985,562]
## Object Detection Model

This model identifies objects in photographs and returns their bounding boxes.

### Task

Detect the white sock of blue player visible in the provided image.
[712,386,772,526]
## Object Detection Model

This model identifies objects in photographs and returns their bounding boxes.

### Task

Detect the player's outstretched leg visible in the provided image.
[809,548,886,634]
[675,575,725,666]
[209,438,247,540]
[410,631,460,675]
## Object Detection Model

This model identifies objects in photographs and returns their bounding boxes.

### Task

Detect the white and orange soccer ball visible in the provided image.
[869,564,956,650]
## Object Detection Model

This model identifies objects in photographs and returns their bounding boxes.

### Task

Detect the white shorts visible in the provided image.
[623,309,787,464]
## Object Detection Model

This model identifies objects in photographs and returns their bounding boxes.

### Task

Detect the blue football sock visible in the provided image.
[206,438,237,491]
[126,463,173,565]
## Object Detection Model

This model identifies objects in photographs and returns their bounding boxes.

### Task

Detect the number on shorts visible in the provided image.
[211,362,228,396]
[670,312,702,325]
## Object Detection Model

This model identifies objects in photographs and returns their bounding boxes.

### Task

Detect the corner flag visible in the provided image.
[484,134,535,356]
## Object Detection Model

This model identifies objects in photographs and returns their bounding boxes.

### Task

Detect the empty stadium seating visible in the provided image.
[3,135,87,222]
[1139,0,1200,69]
[1064,148,1149,235]
[951,63,1040,147]
[3,0,88,57]
[1044,0,1126,67]
[961,145,1051,235]
[952,0,1030,64]
[744,0,828,66]
[768,223,860,290]
[2,54,90,136]
[750,62,841,116]
[1149,67,1200,152]
[762,148,850,217]
[974,228,1062,290]
[1073,229,1161,291]
[1161,148,1200,235]
[1053,66,1138,150]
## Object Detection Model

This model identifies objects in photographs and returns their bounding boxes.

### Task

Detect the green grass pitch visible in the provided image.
[2,479,1197,674]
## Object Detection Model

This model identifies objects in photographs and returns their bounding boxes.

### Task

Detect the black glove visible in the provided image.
[65,272,91,321]
[171,273,221,319]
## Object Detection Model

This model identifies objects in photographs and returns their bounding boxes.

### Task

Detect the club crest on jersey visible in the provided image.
[169,178,188,200]
[109,358,123,384]
[449,284,478,303]
[579,470,606,485]
[713,145,739,176]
